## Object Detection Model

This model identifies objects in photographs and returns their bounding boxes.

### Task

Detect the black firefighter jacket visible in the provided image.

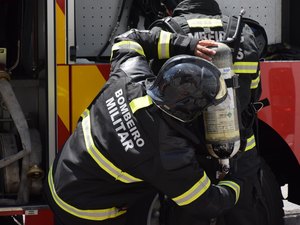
[47,28,242,222]
[151,0,261,152]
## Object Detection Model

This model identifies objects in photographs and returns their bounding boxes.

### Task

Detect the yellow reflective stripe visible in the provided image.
[187,18,223,28]
[129,95,153,114]
[48,167,126,220]
[111,41,145,58]
[158,30,171,59]
[251,72,260,89]
[219,180,240,204]
[245,135,256,151]
[172,172,211,206]
[81,109,142,183]
[233,62,258,74]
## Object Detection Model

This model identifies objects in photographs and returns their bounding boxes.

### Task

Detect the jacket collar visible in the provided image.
[173,0,222,16]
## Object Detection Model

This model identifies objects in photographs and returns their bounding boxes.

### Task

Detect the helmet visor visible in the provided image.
[156,94,213,122]
[147,55,227,122]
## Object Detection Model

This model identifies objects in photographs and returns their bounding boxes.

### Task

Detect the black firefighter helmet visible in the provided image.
[147,55,227,122]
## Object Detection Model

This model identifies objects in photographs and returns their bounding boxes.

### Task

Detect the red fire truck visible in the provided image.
[0,0,299,224]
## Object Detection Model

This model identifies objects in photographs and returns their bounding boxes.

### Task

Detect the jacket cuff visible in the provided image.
[218,180,241,204]
[189,38,199,54]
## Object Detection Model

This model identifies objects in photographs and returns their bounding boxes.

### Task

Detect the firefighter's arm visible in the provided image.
[237,24,261,105]
[164,151,242,219]
[133,119,243,219]
[242,24,262,102]
[110,28,217,71]
[159,130,243,218]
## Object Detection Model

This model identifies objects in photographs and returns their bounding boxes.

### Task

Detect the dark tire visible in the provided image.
[255,159,284,225]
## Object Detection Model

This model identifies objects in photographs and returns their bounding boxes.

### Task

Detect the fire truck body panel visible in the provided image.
[259,61,300,163]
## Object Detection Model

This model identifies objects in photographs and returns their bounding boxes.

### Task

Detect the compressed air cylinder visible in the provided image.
[203,43,240,164]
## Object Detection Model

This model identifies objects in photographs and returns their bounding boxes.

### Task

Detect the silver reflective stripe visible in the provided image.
[187,18,223,28]
[172,172,211,206]
[81,109,142,183]
[158,30,171,59]
[48,167,127,220]
[111,40,145,60]
[129,95,153,114]
[251,72,260,89]
[233,62,258,74]
[219,180,240,204]
[245,135,256,151]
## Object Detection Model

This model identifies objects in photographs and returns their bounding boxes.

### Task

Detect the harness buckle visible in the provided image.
[251,98,270,113]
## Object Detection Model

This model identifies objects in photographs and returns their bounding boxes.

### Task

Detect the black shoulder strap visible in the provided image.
[252,97,270,153]
[148,16,186,35]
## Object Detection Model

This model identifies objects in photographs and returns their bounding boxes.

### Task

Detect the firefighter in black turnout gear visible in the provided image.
[44,27,253,225]
[148,0,284,225]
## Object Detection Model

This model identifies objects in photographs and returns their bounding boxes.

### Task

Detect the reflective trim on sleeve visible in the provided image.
[129,95,153,114]
[187,18,223,28]
[81,109,143,183]
[172,172,211,206]
[111,41,145,59]
[158,30,171,59]
[48,167,127,220]
[233,62,258,74]
[218,180,240,204]
[251,72,260,89]
[245,135,256,151]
